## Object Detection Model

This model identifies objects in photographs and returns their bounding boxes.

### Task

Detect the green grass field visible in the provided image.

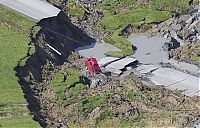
[0,7,40,127]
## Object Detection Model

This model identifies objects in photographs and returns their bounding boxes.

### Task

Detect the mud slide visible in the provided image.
[14,11,95,127]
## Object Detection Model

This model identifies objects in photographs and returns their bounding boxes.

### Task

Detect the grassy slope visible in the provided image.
[0,7,40,127]
[97,0,190,57]
[0,27,29,104]
[192,45,200,62]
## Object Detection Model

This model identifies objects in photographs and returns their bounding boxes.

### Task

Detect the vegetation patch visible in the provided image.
[192,45,200,62]
[0,7,39,127]
[67,0,85,19]
[69,83,86,96]
[50,69,84,106]
[95,111,119,126]
[104,29,134,57]
[150,0,190,13]
[98,9,171,57]
[0,116,40,128]
[0,7,34,35]
[82,95,108,116]
[99,9,171,32]
[98,0,190,15]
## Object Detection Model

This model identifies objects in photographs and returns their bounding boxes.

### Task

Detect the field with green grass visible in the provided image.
[97,0,191,57]
[0,7,40,127]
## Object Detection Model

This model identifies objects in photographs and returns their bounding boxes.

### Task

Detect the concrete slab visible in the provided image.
[104,57,137,75]
[105,58,137,70]
[168,59,199,74]
[98,57,119,66]
[0,0,60,21]
[136,64,159,74]
[150,68,200,96]
[75,42,120,61]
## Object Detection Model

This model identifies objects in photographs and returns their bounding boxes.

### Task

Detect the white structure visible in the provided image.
[0,0,61,21]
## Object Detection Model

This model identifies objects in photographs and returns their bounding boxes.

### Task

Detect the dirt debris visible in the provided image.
[53,53,200,127]
[17,43,200,127]
[169,42,200,62]
[39,53,200,127]
[145,7,200,64]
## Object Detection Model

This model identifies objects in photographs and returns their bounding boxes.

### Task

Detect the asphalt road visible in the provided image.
[129,34,200,96]
[129,34,169,64]
[150,68,200,96]
[75,42,120,61]
[0,0,60,21]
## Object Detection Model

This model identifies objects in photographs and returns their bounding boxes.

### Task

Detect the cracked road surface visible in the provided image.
[129,34,200,96]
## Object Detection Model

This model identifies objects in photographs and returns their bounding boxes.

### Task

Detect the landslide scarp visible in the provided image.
[14,11,95,127]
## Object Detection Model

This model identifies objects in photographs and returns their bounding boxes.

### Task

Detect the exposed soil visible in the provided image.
[30,52,200,127]
[169,43,200,64]
[15,32,200,127]
[14,11,95,127]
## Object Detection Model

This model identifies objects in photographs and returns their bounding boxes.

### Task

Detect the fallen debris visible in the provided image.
[104,57,137,75]
[151,7,200,45]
